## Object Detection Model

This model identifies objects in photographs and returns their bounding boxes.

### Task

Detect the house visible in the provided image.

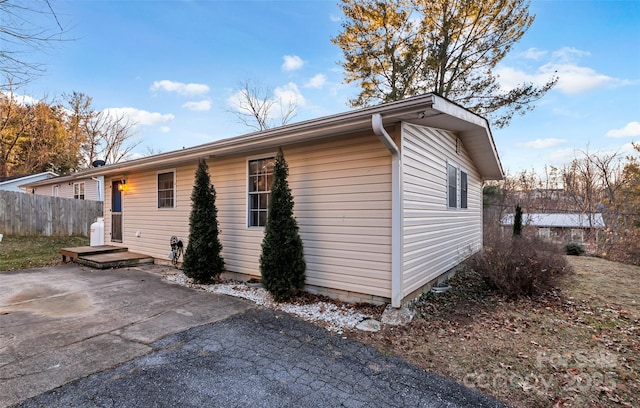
[56,93,504,307]
[500,212,605,253]
[0,172,58,192]
[21,175,104,201]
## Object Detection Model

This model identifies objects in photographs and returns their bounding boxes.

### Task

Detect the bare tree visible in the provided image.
[97,110,139,164]
[229,79,297,131]
[0,0,66,87]
[65,92,140,168]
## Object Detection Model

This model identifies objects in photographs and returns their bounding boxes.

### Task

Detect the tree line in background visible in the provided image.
[484,144,640,265]
[0,85,138,178]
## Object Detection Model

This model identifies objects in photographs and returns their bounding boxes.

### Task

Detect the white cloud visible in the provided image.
[274,82,306,108]
[282,55,304,72]
[543,64,625,94]
[182,100,211,111]
[304,74,327,89]
[521,48,547,60]
[159,126,171,133]
[330,14,341,23]
[150,80,210,96]
[606,121,640,138]
[496,47,631,95]
[552,47,591,62]
[104,107,175,126]
[517,138,567,149]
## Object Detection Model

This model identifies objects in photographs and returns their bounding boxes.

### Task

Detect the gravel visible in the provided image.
[163,273,375,333]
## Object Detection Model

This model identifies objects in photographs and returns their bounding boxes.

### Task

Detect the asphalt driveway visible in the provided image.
[1,264,506,408]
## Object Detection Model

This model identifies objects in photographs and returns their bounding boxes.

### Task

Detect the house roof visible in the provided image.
[500,213,606,229]
[0,171,58,186]
[19,174,102,190]
[23,93,504,187]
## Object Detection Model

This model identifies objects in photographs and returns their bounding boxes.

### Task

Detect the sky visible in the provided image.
[17,0,640,176]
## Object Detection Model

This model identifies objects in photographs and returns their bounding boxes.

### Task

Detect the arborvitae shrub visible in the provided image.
[182,159,224,283]
[260,148,306,302]
[513,204,523,236]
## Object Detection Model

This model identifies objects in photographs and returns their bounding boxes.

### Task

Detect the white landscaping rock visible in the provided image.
[162,273,376,334]
[356,319,382,332]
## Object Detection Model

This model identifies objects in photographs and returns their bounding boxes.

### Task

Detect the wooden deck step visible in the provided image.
[76,251,154,269]
[61,245,128,263]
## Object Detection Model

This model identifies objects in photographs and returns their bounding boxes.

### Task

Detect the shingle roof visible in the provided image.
[500,213,606,228]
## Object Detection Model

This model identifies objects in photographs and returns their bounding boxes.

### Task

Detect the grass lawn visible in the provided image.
[0,235,89,271]
[347,256,639,408]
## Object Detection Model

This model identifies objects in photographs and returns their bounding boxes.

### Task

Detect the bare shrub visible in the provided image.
[469,235,572,298]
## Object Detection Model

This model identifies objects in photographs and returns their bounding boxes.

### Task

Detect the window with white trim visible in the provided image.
[157,171,175,209]
[74,182,85,200]
[447,163,457,208]
[248,156,275,227]
[460,171,468,209]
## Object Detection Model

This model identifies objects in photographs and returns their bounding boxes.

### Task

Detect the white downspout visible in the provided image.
[372,113,402,308]
[91,177,103,201]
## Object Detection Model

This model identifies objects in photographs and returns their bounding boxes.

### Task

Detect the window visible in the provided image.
[539,227,551,240]
[157,171,175,208]
[74,182,85,200]
[570,228,584,243]
[460,171,468,209]
[248,157,275,227]
[447,163,457,208]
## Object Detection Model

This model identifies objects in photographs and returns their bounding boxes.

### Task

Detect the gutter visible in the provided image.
[371,113,402,308]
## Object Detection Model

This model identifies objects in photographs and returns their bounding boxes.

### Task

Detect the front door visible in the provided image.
[111,180,123,242]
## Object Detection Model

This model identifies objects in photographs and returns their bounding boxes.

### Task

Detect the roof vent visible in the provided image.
[92,159,106,167]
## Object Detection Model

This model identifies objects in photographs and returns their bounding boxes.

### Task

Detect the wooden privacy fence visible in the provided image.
[0,191,103,237]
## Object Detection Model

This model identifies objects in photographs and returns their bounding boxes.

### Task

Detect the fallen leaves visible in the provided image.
[345,259,640,408]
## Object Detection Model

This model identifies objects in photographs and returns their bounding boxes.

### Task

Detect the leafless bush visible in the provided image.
[469,234,572,298]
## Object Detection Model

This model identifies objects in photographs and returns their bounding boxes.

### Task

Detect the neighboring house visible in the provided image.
[55,93,504,307]
[500,213,606,253]
[0,172,58,192]
[21,175,105,201]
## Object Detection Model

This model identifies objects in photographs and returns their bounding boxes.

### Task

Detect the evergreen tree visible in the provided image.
[332,0,556,128]
[513,204,523,237]
[182,159,224,282]
[260,148,306,301]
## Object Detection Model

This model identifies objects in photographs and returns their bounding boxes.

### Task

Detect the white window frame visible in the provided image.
[247,153,276,228]
[447,162,458,209]
[73,182,85,200]
[157,170,176,209]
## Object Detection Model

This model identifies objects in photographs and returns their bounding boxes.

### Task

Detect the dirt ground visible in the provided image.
[345,256,639,408]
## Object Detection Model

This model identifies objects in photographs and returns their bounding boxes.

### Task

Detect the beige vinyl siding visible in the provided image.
[104,166,193,253]
[104,132,393,298]
[32,178,100,201]
[401,123,483,297]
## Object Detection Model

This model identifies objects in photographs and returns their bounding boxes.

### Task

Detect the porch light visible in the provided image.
[118,180,127,191]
